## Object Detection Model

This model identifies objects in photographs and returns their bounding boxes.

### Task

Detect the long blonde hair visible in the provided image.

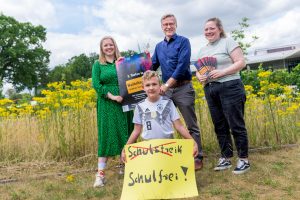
[99,36,121,64]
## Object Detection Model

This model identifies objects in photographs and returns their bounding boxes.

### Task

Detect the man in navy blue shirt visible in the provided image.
[152,13,203,170]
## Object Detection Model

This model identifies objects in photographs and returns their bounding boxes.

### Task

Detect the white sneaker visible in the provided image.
[232,159,250,175]
[93,173,105,187]
[214,157,232,171]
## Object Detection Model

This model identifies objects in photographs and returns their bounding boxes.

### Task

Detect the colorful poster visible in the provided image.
[120,139,199,200]
[116,52,152,112]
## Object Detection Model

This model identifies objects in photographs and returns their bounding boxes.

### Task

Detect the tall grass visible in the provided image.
[0,75,299,161]
[193,76,300,152]
[0,108,97,161]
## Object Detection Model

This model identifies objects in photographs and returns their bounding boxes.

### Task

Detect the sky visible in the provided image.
[1,0,300,69]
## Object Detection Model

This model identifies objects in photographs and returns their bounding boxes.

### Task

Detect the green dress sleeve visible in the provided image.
[92,61,109,97]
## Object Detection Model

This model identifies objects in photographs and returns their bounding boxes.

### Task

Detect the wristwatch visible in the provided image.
[164,83,169,88]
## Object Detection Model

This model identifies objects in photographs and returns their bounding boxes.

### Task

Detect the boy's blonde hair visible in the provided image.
[142,70,160,84]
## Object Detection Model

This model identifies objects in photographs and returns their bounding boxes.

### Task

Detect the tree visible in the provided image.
[0,14,50,92]
[291,64,300,89]
[120,50,138,57]
[48,65,68,83]
[68,53,95,81]
[231,17,259,55]
[48,53,98,84]
[46,50,138,84]
[0,89,4,99]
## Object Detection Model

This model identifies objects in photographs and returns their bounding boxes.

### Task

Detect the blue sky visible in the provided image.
[48,0,103,34]
[1,0,300,69]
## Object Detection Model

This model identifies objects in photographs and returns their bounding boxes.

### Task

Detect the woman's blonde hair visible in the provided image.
[206,17,226,38]
[99,36,121,64]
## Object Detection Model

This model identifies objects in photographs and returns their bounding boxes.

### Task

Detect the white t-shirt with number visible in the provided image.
[133,96,180,140]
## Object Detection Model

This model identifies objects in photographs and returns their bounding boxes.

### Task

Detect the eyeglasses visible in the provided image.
[162,22,175,27]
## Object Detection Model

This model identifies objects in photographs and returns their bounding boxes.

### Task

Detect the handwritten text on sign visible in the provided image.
[120,139,198,200]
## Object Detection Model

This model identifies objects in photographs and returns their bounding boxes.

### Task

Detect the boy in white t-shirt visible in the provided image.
[121,70,198,162]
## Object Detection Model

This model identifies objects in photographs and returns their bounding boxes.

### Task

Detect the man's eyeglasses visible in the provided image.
[162,23,175,27]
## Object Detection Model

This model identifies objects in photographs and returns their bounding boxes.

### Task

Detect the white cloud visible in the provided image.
[0,0,58,28]
[1,0,300,68]
[45,31,103,68]
[248,7,300,51]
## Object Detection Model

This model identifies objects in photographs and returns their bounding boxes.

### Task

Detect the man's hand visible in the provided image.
[160,84,168,95]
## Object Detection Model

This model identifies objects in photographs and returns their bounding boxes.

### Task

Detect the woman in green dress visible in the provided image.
[92,36,133,187]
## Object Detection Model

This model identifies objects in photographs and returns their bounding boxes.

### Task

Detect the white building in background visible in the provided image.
[246,43,300,72]
[190,43,300,74]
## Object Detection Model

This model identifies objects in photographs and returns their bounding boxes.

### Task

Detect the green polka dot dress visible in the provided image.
[92,60,134,157]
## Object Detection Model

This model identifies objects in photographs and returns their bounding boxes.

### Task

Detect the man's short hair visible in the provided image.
[161,13,177,25]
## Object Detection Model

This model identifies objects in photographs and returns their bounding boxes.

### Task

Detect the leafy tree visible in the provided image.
[269,69,293,85]
[120,50,138,57]
[0,89,4,99]
[291,64,300,89]
[231,17,259,55]
[241,65,262,93]
[47,50,138,84]
[48,65,68,83]
[0,14,50,92]
[68,53,95,80]
[48,53,98,84]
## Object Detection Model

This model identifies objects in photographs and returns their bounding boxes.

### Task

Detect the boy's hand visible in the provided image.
[193,142,199,158]
[121,148,127,163]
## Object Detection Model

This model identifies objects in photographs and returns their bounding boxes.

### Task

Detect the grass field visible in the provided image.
[0,145,299,200]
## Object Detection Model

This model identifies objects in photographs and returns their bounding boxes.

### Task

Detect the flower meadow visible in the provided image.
[0,72,299,161]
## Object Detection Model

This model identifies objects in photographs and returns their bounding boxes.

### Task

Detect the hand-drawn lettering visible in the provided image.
[127,142,183,160]
[158,170,178,183]
[128,170,158,187]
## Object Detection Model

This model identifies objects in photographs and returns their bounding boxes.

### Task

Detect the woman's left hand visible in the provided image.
[209,69,226,79]
[117,57,124,62]
[107,92,123,103]
[113,95,123,103]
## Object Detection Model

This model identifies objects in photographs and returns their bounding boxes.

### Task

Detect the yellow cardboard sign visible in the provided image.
[120,139,198,200]
[126,77,143,94]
